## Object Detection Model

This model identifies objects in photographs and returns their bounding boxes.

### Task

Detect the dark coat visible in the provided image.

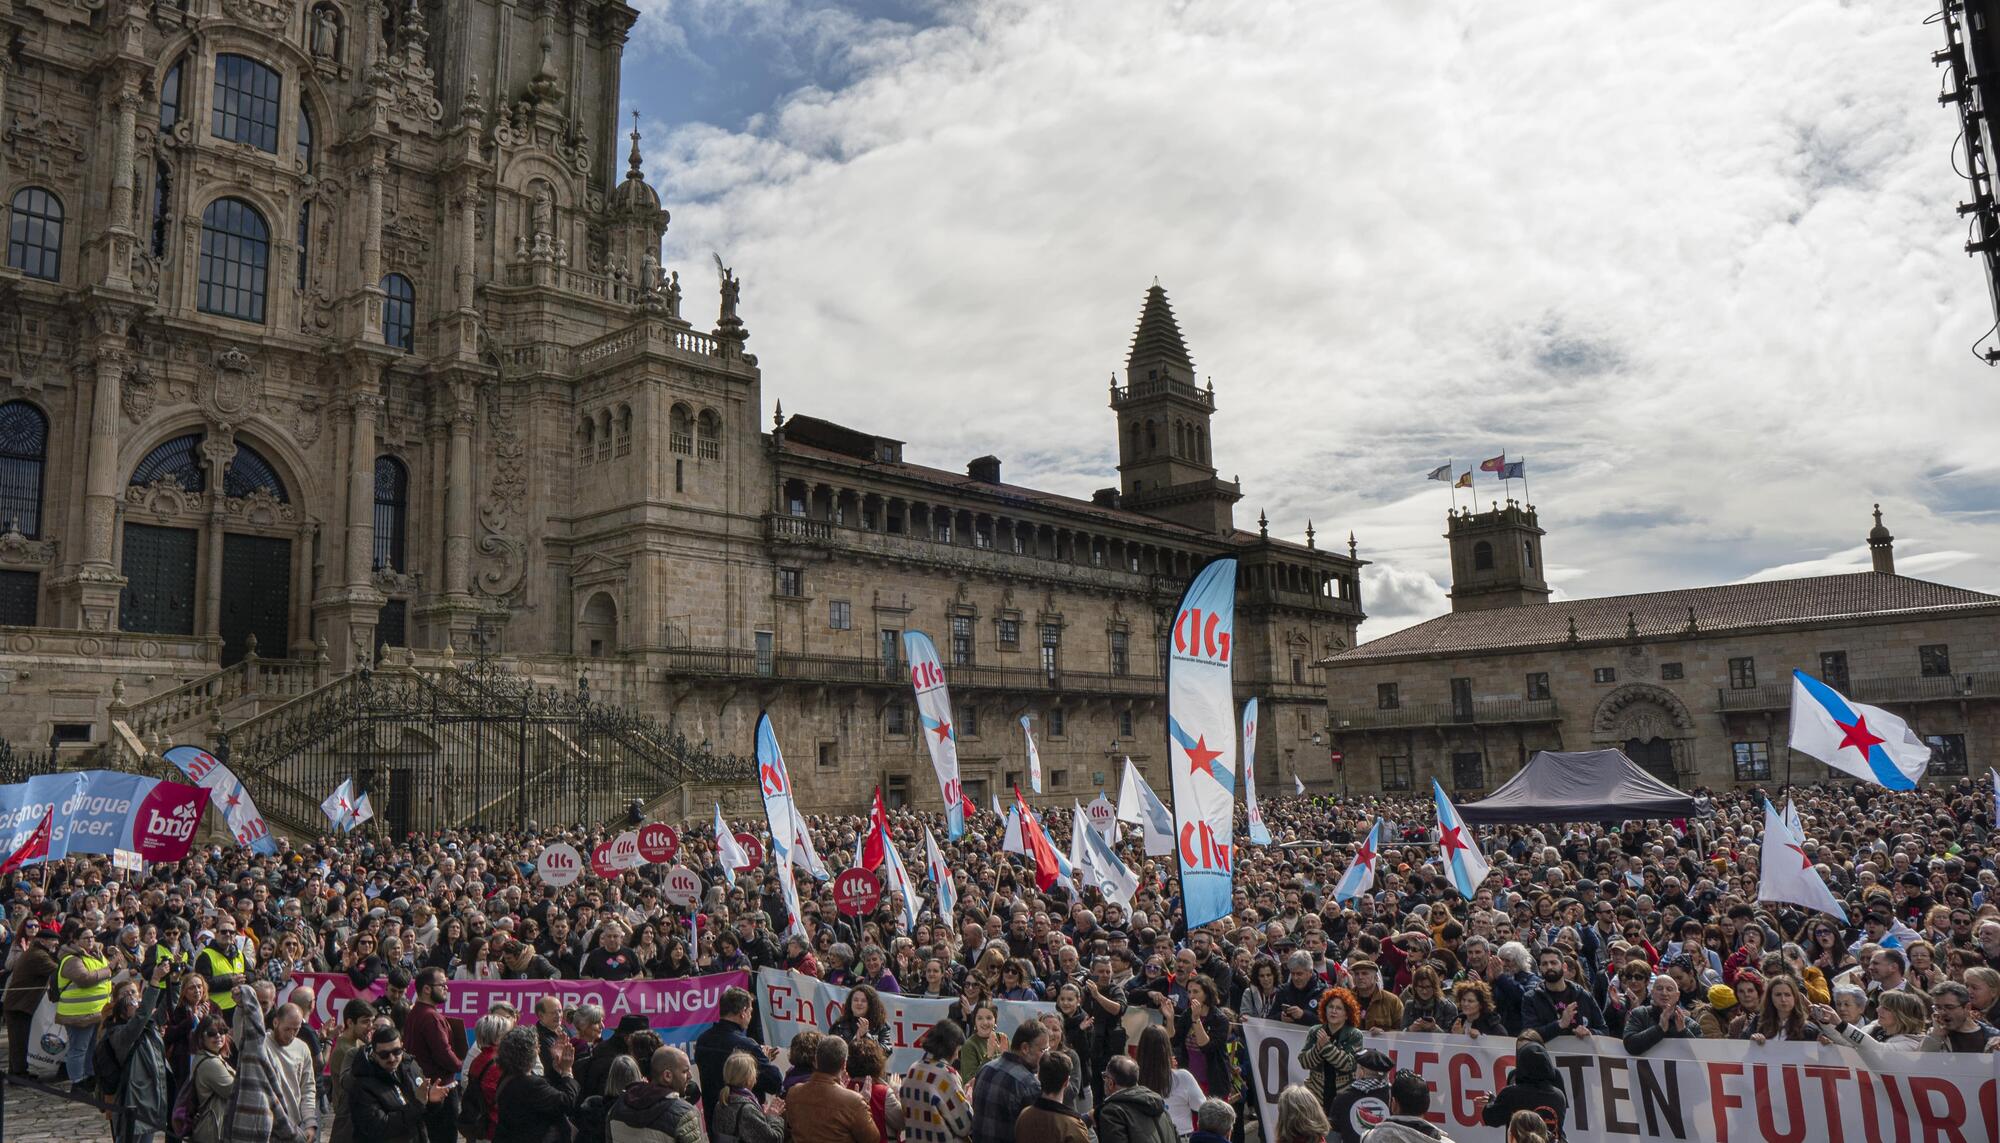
[1519,982,1606,1042]
[109,986,172,1143]
[494,1070,582,1143]
[346,1049,429,1143]
[1480,1043,1569,1141]
[1095,1087,1178,1143]
[694,1020,782,1122]
[1017,1096,1091,1143]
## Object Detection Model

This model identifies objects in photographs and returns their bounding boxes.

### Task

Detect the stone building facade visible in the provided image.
[1321,503,2000,796]
[0,0,1361,819]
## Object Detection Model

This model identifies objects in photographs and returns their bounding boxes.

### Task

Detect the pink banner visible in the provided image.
[288,970,749,1047]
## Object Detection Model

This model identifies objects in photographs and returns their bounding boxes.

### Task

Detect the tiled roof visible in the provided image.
[1329,573,2000,664]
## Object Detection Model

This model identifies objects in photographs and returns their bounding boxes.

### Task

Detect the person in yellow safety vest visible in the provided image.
[53,922,121,1094]
[200,920,250,1013]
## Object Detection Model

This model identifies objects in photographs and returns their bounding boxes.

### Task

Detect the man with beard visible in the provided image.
[1521,949,1604,1042]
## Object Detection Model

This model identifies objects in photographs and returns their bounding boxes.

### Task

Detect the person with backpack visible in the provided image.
[457,1012,513,1142]
[184,1014,239,1143]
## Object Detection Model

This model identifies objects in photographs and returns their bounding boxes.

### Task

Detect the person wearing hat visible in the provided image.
[1326,1048,1393,1143]
[1360,1069,1456,1143]
[3,919,60,1076]
[581,1014,655,1099]
[1693,984,1738,1039]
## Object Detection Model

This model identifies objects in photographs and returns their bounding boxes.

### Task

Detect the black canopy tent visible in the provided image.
[1457,749,1698,825]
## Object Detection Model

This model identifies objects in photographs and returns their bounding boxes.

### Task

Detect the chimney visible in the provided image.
[1092,487,1121,508]
[967,455,1002,484]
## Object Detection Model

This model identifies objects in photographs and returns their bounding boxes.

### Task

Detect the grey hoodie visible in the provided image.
[1363,1115,1455,1143]
[1096,1085,1177,1143]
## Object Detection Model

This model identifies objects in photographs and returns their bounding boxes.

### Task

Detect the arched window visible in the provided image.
[212,53,281,153]
[198,198,270,322]
[1473,540,1494,571]
[0,402,48,538]
[132,434,206,490]
[597,410,612,460]
[616,405,632,456]
[697,409,721,460]
[159,58,183,131]
[1523,539,1535,569]
[381,273,414,351]
[373,456,408,571]
[297,104,315,170]
[224,441,288,501]
[669,404,693,454]
[7,188,63,281]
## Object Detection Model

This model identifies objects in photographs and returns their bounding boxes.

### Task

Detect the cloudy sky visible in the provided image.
[619,0,2000,638]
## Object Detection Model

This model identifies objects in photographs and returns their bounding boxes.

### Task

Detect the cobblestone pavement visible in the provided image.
[0,1029,118,1141]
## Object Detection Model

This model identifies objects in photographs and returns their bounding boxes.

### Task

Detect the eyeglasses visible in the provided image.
[376,1046,406,1059]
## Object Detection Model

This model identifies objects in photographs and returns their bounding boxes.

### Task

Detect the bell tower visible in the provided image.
[1447,502,1550,612]
[1110,283,1241,535]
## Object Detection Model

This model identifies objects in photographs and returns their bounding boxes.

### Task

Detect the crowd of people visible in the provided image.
[0,773,1997,1143]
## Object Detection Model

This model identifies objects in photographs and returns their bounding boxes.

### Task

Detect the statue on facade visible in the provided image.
[713,253,740,324]
[312,4,340,59]
[665,269,682,317]
[531,185,554,238]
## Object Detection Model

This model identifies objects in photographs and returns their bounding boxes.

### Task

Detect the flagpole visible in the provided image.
[1447,459,1456,515]
[1521,461,1531,508]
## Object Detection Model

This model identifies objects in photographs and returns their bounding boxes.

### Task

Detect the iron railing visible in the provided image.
[1339,697,1562,731]
[1716,671,2000,711]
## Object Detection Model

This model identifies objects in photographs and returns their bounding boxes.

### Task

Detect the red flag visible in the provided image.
[1014,787,1062,892]
[861,788,891,872]
[1479,453,1506,474]
[961,793,978,820]
[0,807,53,876]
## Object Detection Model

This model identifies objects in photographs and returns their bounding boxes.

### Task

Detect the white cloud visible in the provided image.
[634,0,2000,640]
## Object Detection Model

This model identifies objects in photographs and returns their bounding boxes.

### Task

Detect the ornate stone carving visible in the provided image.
[219,0,289,31]
[372,567,416,593]
[224,488,298,526]
[121,362,157,424]
[200,348,263,422]
[125,476,205,517]
[474,385,528,602]
[0,523,57,566]
[4,108,87,181]
[1589,683,1696,738]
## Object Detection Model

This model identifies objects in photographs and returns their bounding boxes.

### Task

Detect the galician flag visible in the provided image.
[1295,773,1305,795]
[1333,818,1383,904]
[1073,803,1139,908]
[1115,757,1176,857]
[924,826,957,932]
[1242,699,1272,846]
[321,779,358,831]
[713,804,747,887]
[1022,716,1043,794]
[1432,779,1490,900]
[880,826,922,934]
[1788,670,1929,790]
[351,792,374,828]
[753,713,808,935]
[1425,463,1452,482]
[1757,798,1847,922]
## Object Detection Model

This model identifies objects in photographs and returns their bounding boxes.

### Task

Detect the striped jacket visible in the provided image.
[897,1054,973,1143]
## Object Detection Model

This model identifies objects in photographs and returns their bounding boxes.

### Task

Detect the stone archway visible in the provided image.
[1591,684,1697,787]
[579,591,618,657]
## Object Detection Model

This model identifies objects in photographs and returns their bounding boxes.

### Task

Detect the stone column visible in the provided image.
[79,347,127,573]
[360,158,386,339]
[105,87,140,288]
[200,434,238,641]
[443,382,475,598]
[345,379,383,589]
[291,522,316,656]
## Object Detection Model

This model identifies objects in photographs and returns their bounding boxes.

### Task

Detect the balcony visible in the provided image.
[1717,672,2000,712]
[759,513,1161,594]
[653,647,1166,698]
[1340,697,1561,731]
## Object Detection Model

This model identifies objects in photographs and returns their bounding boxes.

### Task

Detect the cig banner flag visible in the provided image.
[1787,669,1929,790]
[1168,558,1238,929]
[753,713,808,936]
[1242,698,1271,846]
[903,632,967,840]
[165,744,279,855]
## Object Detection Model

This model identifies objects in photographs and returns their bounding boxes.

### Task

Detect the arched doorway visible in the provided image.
[1623,737,1676,786]
[579,592,618,657]
[1591,684,1697,789]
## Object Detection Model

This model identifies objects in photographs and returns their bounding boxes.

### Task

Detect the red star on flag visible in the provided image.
[929,719,952,743]
[224,792,241,811]
[1440,824,1470,862]
[1836,715,1884,758]
[1183,735,1222,779]
[1353,833,1377,871]
[1786,842,1813,871]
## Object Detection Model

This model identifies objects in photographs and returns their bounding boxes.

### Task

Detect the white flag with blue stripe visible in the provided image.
[924,826,957,932]
[1432,780,1490,900]
[1788,670,1929,790]
[1333,818,1382,904]
[713,804,746,887]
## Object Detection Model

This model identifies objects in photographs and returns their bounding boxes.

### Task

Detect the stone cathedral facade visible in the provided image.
[0,0,1363,819]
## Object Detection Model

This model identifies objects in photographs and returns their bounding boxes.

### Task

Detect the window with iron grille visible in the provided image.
[131,434,206,491]
[1376,682,1399,710]
[0,402,48,538]
[1594,667,1617,684]
[997,617,1019,647]
[1660,662,1683,680]
[7,188,63,281]
[885,701,908,736]
[1110,631,1129,677]
[224,442,288,501]
[1292,656,1303,683]
[1119,710,1133,738]
[212,54,281,152]
[372,456,407,572]
[381,273,414,351]
[1925,733,1967,774]
[776,568,803,597]
[1525,672,1550,701]
[828,600,851,630]
[1451,752,1485,791]
[0,570,37,626]
[963,705,980,737]
[198,197,270,323]
[951,614,974,666]
[1920,644,1952,678]
[1819,650,1849,691]
[1049,706,1066,737]
[1379,755,1412,791]
[1731,741,1771,782]
[880,629,901,671]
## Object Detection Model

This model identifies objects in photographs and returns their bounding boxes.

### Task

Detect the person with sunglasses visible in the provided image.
[348,1025,451,1142]
[187,1014,238,1143]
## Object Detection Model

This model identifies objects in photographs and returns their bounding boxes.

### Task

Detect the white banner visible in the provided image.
[1243,697,1272,846]
[757,968,1051,1073]
[754,713,808,936]
[1167,559,1237,927]
[905,633,967,839]
[1240,1020,2000,1143]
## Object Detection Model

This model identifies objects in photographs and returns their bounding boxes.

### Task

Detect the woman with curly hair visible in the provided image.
[1450,980,1506,1037]
[829,983,893,1048]
[1299,985,1363,1110]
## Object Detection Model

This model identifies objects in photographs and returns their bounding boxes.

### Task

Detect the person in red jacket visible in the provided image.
[404,967,464,1143]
